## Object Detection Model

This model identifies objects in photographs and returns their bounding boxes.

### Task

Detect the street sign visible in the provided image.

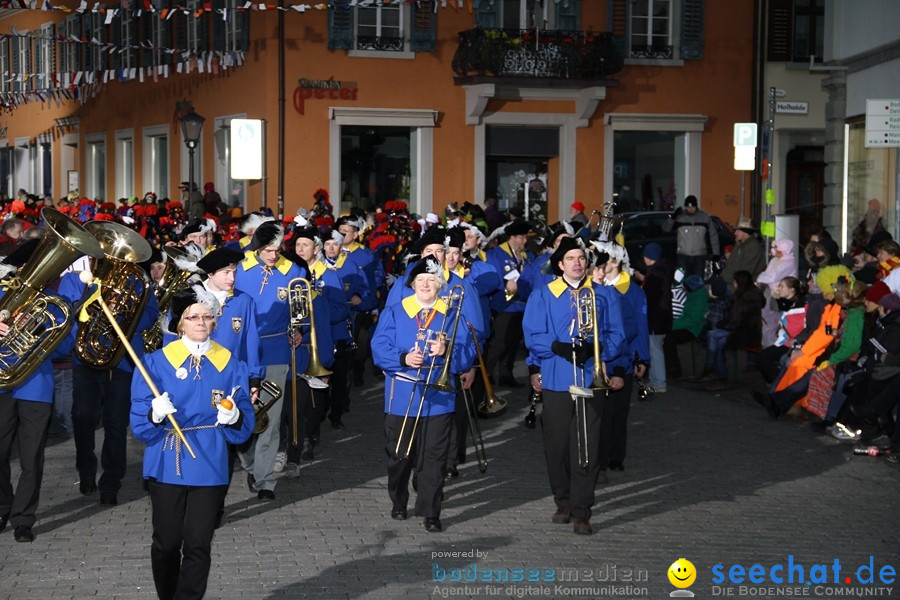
[733,123,758,147]
[865,99,900,148]
[776,101,809,114]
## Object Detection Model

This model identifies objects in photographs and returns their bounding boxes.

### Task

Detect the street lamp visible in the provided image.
[180,109,205,216]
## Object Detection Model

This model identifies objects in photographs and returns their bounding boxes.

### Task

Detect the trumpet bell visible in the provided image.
[476,396,507,418]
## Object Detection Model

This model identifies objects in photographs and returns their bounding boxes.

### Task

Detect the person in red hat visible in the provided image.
[569,201,588,228]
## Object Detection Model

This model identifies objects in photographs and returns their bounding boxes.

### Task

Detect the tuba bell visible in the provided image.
[75,221,153,369]
[0,208,104,388]
[142,245,202,352]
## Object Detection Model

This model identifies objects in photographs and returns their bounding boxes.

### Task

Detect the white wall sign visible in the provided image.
[230,118,263,179]
[865,99,900,148]
[733,123,757,171]
[776,101,809,114]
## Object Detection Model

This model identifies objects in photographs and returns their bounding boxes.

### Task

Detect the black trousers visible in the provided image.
[541,389,605,520]
[485,311,524,378]
[280,377,316,462]
[327,342,353,423]
[148,481,228,600]
[384,412,452,519]
[447,370,487,467]
[759,345,790,385]
[597,375,633,468]
[72,365,132,493]
[663,329,695,377]
[0,395,51,528]
[351,312,375,389]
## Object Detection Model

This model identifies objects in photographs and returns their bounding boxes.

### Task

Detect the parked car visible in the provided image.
[618,211,735,269]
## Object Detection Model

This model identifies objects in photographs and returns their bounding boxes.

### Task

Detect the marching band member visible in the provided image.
[322,227,375,424]
[130,286,254,600]
[592,241,650,474]
[486,219,535,387]
[522,237,626,535]
[179,219,212,253]
[0,241,80,542]
[233,222,305,500]
[224,213,274,252]
[290,227,345,459]
[371,256,475,533]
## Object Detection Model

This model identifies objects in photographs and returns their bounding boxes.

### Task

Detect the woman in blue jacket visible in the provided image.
[130,285,254,600]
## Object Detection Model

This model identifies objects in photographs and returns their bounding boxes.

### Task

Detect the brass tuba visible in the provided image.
[0,208,104,388]
[75,221,153,369]
[142,245,202,352]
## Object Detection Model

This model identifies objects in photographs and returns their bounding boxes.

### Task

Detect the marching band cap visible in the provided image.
[249,221,284,251]
[168,285,221,335]
[293,226,320,244]
[415,225,447,253]
[335,215,362,230]
[446,226,466,250]
[505,219,531,237]
[550,236,585,277]
[318,228,344,246]
[0,238,40,277]
[197,247,245,275]
[180,218,203,238]
[405,255,445,289]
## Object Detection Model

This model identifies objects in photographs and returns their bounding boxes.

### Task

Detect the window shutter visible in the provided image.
[213,1,226,53]
[142,14,154,66]
[556,0,581,31]
[680,0,704,60]
[328,3,354,50]
[237,10,249,52]
[475,2,498,29]
[767,0,793,61]
[609,0,628,57]
[410,1,436,52]
[176,12,187,53]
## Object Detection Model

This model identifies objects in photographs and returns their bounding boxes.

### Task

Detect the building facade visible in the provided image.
[0,0,756,226]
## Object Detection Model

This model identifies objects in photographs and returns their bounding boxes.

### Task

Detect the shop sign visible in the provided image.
[294,77,358,115]
[775,101,808,114]
[865,99,900,148]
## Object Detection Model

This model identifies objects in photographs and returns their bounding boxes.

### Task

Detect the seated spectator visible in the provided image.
[757,239,798,347]
[0,218,24,255]
[704,270,765,391]
[877,241,900,292]
[695,277,731,383]
[664,274,707,380]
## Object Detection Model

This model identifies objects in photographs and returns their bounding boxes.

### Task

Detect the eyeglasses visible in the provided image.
[183,315,215,323]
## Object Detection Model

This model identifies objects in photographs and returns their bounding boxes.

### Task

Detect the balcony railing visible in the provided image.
[630,44,674,60]
[356,36,405,52]
[452,28,623,81]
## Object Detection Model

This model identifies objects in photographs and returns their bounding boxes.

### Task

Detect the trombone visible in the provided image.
[251,380,284,435]
[569,286,610,469]
[459,374,488,473]
[287,277,333,447]
[465,322,507,418]
[395,284,465,460]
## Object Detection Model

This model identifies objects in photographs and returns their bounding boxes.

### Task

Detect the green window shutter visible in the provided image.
[475,2,498,29]
[556,0,580,31]
[767,0,793,62]
[410,1,436,52]
[680,0,704,60]
[328,2,354,50]
[608,0,628,57]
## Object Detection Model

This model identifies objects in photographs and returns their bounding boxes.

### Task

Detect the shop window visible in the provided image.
[142,125,169,200]
[35,141,52,198]
[340,125,413,213]
[0,147,11,197]
[612,131,686,212]
[767,0,825,63]
[609,0,703,61]
[213,116,247,214]
[846,122,897,253]
[115,130,134,200]
[330,1,435,54]
[85,135,106,201]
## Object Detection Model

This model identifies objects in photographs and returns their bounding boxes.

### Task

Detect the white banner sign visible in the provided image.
[230,119,263,180]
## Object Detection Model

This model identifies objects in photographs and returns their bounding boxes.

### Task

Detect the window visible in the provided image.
[356,4,404,52]
[767,0,825,63]
[36,24,56,91]
[213,0,249,53]
[143,125,169,200]
[213,116,247,213]
[115,13,135,71]
[331,1,435,55]
[34,140,52,198]
[60,17,81,77]
[0,40,8,95]
[115,130,134,199]
[846,121,897,250]
[178,0,209,55]
[14,34,31,92]
[142,13,171,68]
[85,134,106,200]
[630,0,673,59]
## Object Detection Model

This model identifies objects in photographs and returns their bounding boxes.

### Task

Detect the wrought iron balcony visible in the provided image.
[356,36,405,52]
[452,28,623,82]
[630,44,674,60]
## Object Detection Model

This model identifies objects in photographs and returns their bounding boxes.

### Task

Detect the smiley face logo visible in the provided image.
[668,558,696,589]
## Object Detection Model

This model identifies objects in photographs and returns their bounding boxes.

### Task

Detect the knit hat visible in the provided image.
[866,281,891,304]
[643,242,663,262]
[710,278,729,298]
[684,274,705,292]
[571,201,585,212]
[684,195,698,208]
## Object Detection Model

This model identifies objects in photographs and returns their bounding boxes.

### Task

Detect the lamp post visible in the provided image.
[180,110,205,217]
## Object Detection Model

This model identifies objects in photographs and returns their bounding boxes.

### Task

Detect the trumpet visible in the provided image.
[251,380,284,435]
[395,285,465,460]
[465,322,507,418]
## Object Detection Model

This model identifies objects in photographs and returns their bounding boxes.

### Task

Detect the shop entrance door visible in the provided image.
[485,126,557,227]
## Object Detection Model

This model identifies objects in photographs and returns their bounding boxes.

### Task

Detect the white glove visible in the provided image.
[216,397,240,426]
[151,392,177,424]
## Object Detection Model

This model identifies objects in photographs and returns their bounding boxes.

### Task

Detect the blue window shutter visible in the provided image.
[680,0,704,60]
[328,3,354,50]
[475,2,498,29]
[608,0,628,57]
[556,0,580,31]
[410,1,436,52]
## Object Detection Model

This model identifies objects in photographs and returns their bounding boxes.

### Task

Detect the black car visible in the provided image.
[618,211,735,268]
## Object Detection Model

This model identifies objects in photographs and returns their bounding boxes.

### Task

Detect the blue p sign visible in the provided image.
[734,123,758,148]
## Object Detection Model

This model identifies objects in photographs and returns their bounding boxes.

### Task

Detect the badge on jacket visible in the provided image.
[277,287,288,301]
[232,317,242,333]
[211,389,226,410]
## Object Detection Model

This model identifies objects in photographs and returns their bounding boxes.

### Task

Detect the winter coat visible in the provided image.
[662,207,720,257]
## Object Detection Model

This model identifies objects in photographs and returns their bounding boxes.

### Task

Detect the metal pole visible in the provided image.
[741,171,746,218]
[277,0,285,220]
[261,119,268,212]
[765,86,776,241]
[188,145,195,217]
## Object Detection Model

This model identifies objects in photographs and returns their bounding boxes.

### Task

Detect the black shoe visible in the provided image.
[446,466,459,479]
[391,507,407,520]
[99,492,118,506]
[608,462,625,472]
[498,375,523,388]
[247,473,257,493]
[551,508,571,524]
[214,509,225,530]
[424,518,443,533]
[412,473,418,492]
[596,472,609,484]
[14,526,34,543]
[330,419,345,430]
[752,391,781,419]
[0,513,8,533]
[573,517,592,535]
[79,479,97,496]
[257,489,275,501]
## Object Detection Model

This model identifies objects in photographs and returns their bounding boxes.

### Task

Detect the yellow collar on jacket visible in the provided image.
[548,276,591,298]
[402,294,449,318]
[611,271,631,295]
[163,340,231,372]
[344,241,362,253]
[241,251,293,275]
